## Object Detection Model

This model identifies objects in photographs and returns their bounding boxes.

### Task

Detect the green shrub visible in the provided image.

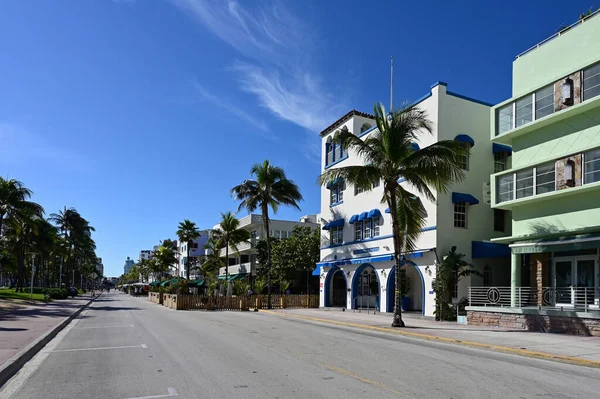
[46,288,68,299]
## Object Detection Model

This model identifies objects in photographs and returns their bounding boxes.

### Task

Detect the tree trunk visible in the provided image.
[388,187,405,328]
[262,203,272,309]
[225,240,229,296]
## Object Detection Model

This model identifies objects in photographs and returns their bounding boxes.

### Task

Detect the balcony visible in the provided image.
[219,241,252,257]
[219,262,252,276]
[492,62,600,143]
[492,147,600,208]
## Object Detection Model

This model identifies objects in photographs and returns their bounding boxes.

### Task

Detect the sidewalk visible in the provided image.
[0,295,94,368]
[263,308,600,365]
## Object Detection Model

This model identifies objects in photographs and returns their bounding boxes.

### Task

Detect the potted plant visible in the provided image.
[400,269,411,311]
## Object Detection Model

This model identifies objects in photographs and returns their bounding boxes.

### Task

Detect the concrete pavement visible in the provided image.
[263,308,600,364]
[2,291,600,398]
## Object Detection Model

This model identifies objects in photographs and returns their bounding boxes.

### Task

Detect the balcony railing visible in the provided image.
[219,262,252,276]
[468,286,598,311]
[219,241,252,257]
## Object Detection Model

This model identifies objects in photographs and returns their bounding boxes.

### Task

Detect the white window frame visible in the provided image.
[364,220,372,239]
[354,221,363,241]
[494,152,507,173]
[453,202,467,229]
[330,226,343,245]
[372,217,381,237]
[457,144,469,170]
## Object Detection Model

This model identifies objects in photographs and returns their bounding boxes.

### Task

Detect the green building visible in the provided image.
[468,11,600,333]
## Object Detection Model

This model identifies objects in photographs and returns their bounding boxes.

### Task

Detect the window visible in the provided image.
[453,202,467,228]
[584,148,600,184]
[535,85,554,119]
[494,152,507,173]
[360,123,372,133]
[364,220,372,239]
[583,62,600,101]
[516,169,534,199]
[354,221,363,241]
[457,143,469,170]
[483,265,493,287]
[330,181,345,205]
[535,162,555,194]
[330,226,343,245]
[493,209,505,232]
[372,217,381,237]
[515,95,533,127]
[497,173,514,203]
[338,181,345,202]
[354,185,366,195]
[326,137,334,165]
[333,134,341,161]
[496,104,513,135]
[330,188,337,205]
[452,271,459,299]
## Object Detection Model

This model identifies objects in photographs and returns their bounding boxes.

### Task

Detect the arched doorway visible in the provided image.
[351,264,380,309]
[324,267,347,307]
[386,261,425,315]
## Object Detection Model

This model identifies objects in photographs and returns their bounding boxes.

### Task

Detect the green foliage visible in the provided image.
[176,219,201,279]
[233,279,251,296]
[253,278,267,294]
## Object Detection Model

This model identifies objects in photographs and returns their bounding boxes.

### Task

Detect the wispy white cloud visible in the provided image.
[192,81,272,134]
[0,123,83,165]
[173,0,348,134]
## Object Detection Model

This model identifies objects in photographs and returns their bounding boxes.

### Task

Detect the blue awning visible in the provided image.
[349,214,359,224]
[312,265,322,276]
[385,208,391,213]
[350,254,394,264]
[322,219,345,230]
[452,192,479,205]
[367,209,382,219]
[358,212,369,221]
[455,134,475,147]
[492,143,512,155]
[472,241,510,259]
[411,142,420,151]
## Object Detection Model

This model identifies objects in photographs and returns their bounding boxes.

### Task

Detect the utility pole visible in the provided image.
[390,56,394,112]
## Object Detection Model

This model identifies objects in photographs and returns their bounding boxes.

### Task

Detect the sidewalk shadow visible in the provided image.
[0,327,28,331]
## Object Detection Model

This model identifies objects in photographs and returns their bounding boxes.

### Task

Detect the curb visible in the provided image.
[261,310,600,369]
[0,295,98,388]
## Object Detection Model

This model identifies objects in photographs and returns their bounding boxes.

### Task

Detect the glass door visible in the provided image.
[576,259,596,307]
[554,260,573,305]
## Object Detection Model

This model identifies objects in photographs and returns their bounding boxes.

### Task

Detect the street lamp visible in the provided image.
[27,253,37,299]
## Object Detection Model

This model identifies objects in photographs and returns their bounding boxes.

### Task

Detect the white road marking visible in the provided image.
[74,324,134,329]
[0,318,80,398]
[124,387,179,399]
[50,344,146,353]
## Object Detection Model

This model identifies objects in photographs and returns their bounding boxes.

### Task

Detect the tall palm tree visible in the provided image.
[211,212,251,294]
[0,178,44,239]
[199,236,224,281]
[176,219,201,280]
[231,160,303,308]
[319,103,465,327]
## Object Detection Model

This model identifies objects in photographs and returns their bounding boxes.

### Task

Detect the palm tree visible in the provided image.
[176,219,201,280]
[211,212,251,294]
[318,103,465,327]
[232,160,303,308]
[198,236,224,283]
[0,178,44,239]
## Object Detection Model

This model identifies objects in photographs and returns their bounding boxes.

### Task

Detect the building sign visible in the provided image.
[353,247,379,255]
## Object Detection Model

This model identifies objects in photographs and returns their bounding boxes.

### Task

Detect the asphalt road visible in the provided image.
[2,292,600,399]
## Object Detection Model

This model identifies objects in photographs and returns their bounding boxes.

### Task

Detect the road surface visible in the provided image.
[2,291,599,398]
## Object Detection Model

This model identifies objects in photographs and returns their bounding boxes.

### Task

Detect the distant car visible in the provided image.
[68,287,78,298]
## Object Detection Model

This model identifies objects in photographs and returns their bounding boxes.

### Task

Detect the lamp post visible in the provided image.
[29,253,37,299]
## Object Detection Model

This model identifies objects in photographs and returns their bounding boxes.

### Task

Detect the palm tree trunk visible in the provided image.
[225,240,229,296]
[388,188,405,328]
[262,203,272,309]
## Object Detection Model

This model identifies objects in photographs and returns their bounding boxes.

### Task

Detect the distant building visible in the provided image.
[213,214,319,280]
[139,250,153,261]
[96,258,104,277]
[177,231,210,279]
[124,257,135,274]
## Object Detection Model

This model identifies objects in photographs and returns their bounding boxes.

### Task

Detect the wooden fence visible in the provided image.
[148,293,319,311]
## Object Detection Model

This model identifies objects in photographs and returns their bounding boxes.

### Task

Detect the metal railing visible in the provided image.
[468,286,599,312]
[516,9,600,58]
[352,295,378,314]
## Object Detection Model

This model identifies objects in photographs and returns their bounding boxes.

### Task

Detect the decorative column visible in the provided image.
[510,253,521,307]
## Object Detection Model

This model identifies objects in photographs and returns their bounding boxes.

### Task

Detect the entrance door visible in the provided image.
[554,260,573,305]
[576,259,596,306]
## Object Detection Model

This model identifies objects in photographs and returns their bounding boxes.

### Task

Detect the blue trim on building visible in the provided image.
[386,260,426,316]
[323,266,345,307]
[447,90,494,107]
[398,177,406,183]
[329,200,343,208]
[411,92,432,107]
[472,241,511,259]
[430,81,448,89]
[357,125,377,138]
[353,247,380,255]
[367,209,382,219]
[492,143,512,154]
[320,226,437,249]
[324,154,349,169]
[421,226,437,232]
[349,214,359,224]
[454,134,475,147]
[351,263,380,310]
[452,192,480,205]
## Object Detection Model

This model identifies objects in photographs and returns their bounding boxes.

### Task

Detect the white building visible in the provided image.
[214,214,319,280]
[139,250,153,261]
[316,82,511,317]
[176,231,210,278]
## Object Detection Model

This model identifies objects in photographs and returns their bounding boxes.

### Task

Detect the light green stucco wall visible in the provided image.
[512,190,600,237]
[511,106,600,168]
[513,15,600,98]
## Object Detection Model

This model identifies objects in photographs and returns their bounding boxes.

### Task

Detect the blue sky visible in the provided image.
[0,0,593,276]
